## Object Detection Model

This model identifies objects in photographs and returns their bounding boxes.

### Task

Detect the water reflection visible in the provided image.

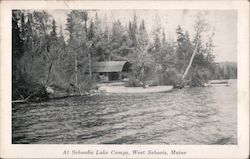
[12,80,237,144]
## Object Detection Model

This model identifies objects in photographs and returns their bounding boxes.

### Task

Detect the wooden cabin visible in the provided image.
[93,61,131,82]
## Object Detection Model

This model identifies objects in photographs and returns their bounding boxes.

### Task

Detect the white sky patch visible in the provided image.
[46,10,237,62]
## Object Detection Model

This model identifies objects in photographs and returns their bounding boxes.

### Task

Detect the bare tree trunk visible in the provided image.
[108,34,111,61]
[84,21,87,34]
[140,62,145,85]
[182,41,199,79]
[88,52,92,82]
[46,62,53,84]
[140,43,149,85]
[75,51,78,86]
[12,95,31,103]
[88,42,92,83]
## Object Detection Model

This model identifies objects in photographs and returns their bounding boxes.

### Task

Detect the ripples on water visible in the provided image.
[12,80,237,144]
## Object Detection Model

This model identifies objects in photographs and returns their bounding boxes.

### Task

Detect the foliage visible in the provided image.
[12,10,237,100]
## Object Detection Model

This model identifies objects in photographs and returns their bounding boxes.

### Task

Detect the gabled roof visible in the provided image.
[93,61,128,73]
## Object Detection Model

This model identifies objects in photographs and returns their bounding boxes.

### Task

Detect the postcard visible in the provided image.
[0,0,249,158]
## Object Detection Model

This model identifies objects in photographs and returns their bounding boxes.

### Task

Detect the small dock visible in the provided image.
[205,80,230,87]
[98,85,174,94]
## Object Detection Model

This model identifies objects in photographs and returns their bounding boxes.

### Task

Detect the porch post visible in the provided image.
[107,72,110,81]
[119,72,122,80]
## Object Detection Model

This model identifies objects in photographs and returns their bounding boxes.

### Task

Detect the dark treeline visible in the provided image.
[210,62,237,80]
[12,10,237,100]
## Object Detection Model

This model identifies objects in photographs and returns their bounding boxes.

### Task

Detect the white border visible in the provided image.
[0,1,249,158]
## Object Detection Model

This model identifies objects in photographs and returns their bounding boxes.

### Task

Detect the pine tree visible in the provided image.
[45,19,58,84]
[12,11,23,61]
[184,12,214,86]
[12,10,24,99]
[66,10,89,86]
[151,15,162,78]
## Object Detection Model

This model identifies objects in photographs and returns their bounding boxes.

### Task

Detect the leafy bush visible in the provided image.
[12,77,48,101]
[125,74,141,87]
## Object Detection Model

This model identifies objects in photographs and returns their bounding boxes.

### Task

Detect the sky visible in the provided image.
[46,10,237,62]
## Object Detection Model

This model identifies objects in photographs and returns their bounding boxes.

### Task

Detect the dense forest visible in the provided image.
[12,10,237,101]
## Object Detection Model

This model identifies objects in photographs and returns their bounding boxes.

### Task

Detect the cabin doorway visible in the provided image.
[108,72,120,81]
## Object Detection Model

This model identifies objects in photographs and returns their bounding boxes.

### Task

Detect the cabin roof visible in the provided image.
[93,61,128,73]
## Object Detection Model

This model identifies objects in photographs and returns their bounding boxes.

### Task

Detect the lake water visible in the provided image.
[12,80,237,144]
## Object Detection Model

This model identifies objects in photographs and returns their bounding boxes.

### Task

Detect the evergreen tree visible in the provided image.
[45,19,59,84]
[187,12,215,86]
[66,10,89,85]
[128,13,138,47]
[12,10,24,99]
[150,15,162,83]
[175,26,193,74]
[110,20,126,60]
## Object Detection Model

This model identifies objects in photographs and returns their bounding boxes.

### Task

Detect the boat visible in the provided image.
[98,85,174,94]
[205,80,230,87]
